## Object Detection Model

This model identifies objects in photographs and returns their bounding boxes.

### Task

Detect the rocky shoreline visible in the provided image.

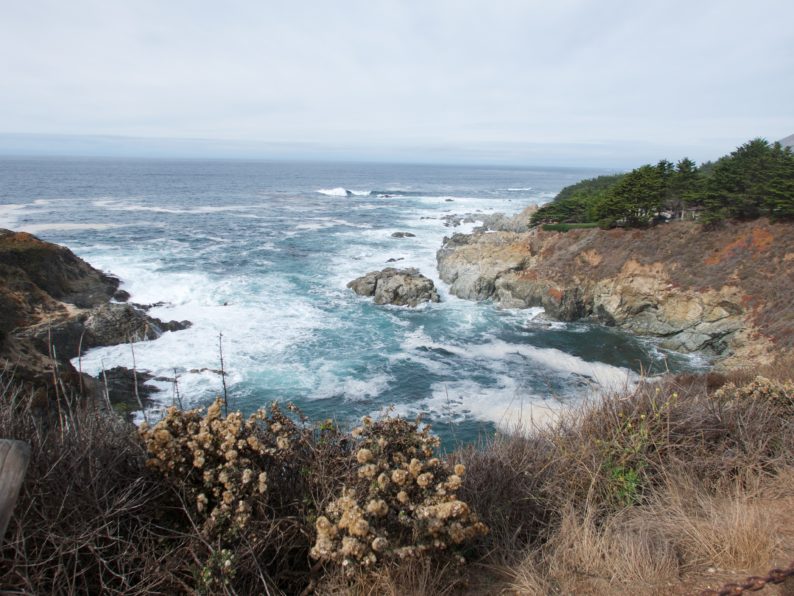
[436,217,794,369]
[0,229,190,406]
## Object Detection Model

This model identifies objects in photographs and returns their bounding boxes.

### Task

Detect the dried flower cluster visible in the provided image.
[140,397,300,537]
[714,376,794,411]
[311,416,487,569]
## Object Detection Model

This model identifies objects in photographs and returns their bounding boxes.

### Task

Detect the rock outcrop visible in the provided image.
[348,268,440,307]
[0,230,190,399]
[437,219,794,368]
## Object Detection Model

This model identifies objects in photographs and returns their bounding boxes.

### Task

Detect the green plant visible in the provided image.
[195,548,236,595]
[596,411,653,506]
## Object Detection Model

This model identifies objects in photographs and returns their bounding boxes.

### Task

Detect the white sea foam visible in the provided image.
[400,330,635,392]
[73,254,332,405]
[0,203,27,228]
[311,367,393,401]
[18,223,125,233]
[93,199,256,215]
[317,188,370,197]
[294,218,372,232]
[388,378,563,432]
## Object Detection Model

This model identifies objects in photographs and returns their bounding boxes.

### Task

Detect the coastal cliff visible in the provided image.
[437,218,794,368]
[0,229,188,400]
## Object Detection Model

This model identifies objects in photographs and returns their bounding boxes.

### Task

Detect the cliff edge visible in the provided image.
[437,219,794,368]
[0,230,189,401]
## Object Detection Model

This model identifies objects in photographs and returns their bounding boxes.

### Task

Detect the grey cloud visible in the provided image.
[0,0,792,166]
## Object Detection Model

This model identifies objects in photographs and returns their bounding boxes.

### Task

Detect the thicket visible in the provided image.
[531,137,794,228]
[0,365,792,594]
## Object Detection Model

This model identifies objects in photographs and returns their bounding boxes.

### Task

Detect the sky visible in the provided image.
[1,0,793,167]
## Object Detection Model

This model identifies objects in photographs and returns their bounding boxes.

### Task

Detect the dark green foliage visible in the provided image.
[592,163,668,227]
[533,138,794,228]
[697,138,794,224]
[531,174,624,225]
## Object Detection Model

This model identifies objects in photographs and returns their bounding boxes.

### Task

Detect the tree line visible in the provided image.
[531,138,794,228]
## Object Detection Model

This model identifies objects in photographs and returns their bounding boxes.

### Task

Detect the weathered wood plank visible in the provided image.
[0,439,31,542]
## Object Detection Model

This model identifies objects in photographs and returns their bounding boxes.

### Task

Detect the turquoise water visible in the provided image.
[0,158,706,444]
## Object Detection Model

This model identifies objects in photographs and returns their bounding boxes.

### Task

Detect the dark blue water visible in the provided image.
[0,157,705,444]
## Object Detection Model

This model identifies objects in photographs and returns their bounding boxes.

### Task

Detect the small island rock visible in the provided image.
[347,267,440,307]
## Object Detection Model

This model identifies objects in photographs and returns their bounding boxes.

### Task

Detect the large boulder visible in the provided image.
[347,268,440,307]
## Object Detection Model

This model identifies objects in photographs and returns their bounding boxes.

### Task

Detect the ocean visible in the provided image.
[0,157,706,445]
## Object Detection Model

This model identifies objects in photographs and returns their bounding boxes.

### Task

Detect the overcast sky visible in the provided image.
[1,0,793,167]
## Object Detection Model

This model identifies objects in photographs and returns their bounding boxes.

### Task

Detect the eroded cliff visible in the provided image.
[437,219,794,368]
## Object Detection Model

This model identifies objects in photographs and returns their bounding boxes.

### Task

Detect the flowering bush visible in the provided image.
[139,397,301,538]
[714,376,794,411]
[310,415,487,570]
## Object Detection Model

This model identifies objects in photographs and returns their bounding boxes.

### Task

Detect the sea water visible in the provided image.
[0,157,706,445]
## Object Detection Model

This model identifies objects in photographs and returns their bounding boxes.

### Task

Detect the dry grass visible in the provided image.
[506,471,794,595]
[317,559,466,596]
[485,369,794,595]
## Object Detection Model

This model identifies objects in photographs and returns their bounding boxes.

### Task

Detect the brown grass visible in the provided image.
[506,471,794,595]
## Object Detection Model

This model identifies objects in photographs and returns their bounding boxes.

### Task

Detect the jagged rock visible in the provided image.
[22,303,192,362]
[437,218,794,368]
[474,204,539,233]
[97,366,157,420]
[84,303,162,346]
[0,229,191,397]
[347,267,440,307]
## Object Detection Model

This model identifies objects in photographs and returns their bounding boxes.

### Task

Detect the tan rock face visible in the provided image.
[437,219,794,367]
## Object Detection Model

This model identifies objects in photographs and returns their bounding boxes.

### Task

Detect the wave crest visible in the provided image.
[316,187,370,197]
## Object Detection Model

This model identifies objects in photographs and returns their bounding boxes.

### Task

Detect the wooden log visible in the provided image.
[0,439,31,542]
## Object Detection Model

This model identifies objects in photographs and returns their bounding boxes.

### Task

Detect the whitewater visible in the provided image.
[0,158,704,444]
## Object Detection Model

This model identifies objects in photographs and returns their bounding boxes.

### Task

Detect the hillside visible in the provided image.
[782,133,794,148]
[438,219,794,368]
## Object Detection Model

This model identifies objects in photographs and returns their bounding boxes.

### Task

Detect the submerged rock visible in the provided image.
[391,231,416,238]
[347,267,440,307]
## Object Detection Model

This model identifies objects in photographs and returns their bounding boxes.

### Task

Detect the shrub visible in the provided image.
[713,375,794,412]
[310,415,488,571]
[139,397,303,540]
